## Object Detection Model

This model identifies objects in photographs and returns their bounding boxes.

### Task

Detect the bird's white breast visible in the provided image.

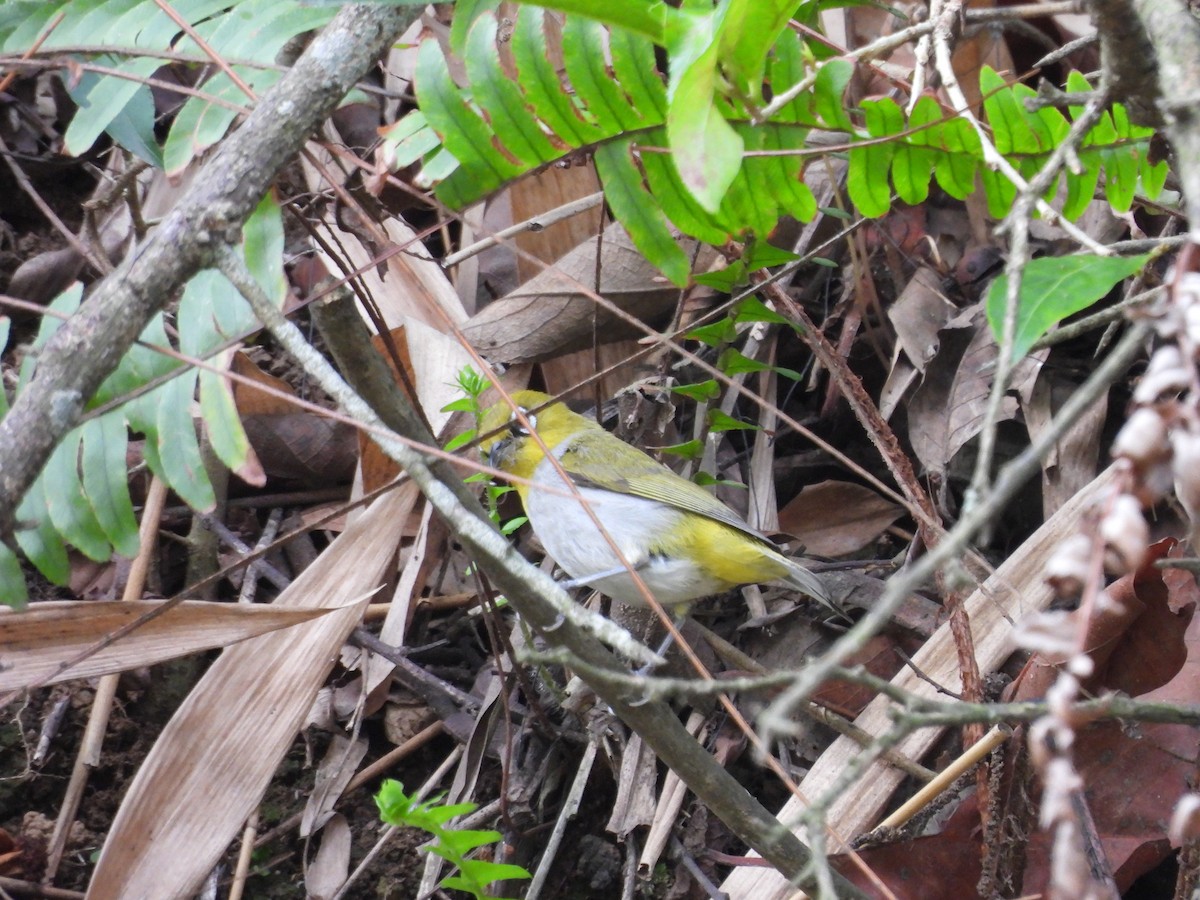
[526,447,726,606]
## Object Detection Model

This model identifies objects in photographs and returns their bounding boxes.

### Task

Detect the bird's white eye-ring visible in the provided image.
[510,408,536,436]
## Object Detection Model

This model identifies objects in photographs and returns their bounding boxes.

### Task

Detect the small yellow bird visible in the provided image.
[478,390,836,617]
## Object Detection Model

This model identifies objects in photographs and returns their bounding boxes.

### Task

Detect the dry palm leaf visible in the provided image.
[86,484,420,899]
[0,600,327,692]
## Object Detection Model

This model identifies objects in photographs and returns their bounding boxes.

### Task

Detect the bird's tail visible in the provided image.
[782,558,845,620]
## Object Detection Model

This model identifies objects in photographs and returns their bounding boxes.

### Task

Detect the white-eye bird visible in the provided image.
[479,390,836,617]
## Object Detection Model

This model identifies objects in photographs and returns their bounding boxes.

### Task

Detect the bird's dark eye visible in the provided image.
[509,408,536,436]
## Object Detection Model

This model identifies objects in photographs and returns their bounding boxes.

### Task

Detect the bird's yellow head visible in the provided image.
[478,391,595,490]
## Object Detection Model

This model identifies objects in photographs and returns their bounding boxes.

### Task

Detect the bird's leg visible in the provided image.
[634,611,688,676]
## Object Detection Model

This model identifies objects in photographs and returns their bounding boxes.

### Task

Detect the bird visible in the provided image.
[477,390,837,619]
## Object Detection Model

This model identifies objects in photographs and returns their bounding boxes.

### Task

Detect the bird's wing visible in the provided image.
[559,435,770,541]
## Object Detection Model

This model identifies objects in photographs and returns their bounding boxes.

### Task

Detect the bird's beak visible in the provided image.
[488,437,511,471]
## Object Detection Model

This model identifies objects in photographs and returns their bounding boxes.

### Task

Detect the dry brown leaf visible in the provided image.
[720,466,1119,899]
[241,412,358,485]
[231,351,296,416]
[0,601,326,692]
[301,735,369,837]
[1023,369,1109,517]
[779,480,904,557]
[908,304,1046,480]
[460,222,717,365]
[305,813,352,900]
[86,485,419,899]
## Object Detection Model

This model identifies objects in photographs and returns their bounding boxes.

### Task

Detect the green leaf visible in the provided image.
[657,439,704,459]
[671,380,720,402]
[15,489,70,586]
[418,37,525,207]
[243,191,287,307]
[813,59,854,131]
[43,427,112,562]
[734,296,794,327]
[199,349,257,482]
[609,26,667,119]
[0,542,28,609]
[715,0,795,100]
[466,14,562,166]
[510,7,603,147]
[664,7,744,212]
[707,409,759,432]
[80,412,140,558]
[847,140,895,217]
[1062,151,1101,221]
[443,431,476,453]
[639,142,732,245]
[563,16,644,131]
[695,262,748,291]
[987,253,1152,361]
[64,60,164,166]
[521,0,671,44]
[980,66,1039,155]
[157,374,217,512]
[593,139,690,286]
[685,318,737,346]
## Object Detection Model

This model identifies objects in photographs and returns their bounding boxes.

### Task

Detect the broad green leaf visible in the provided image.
[43,427,112,562]
[767,28,817,126]
[978,165,1017,219]
[980,66,1039,155]
[0,542,28,608]
[685,317,737,345]
[80,411,140,558]
[521,0,671,43]
[449,0,501,56]
[664,7,743,212]
[720,127,774,236]
[813,59,854,131]
[64,60,163,166]
[511,7,602,147]
[1103,145,1138,212]
[716,0,795,100]
[759,123,815,222]
[1141,155,1168,199]
[1062,152,1101,221]
[695,262,747,291]
[157,374,216,512]
[657,439,704,458]
[594,140,690,285]
[639,144,732,245]
[200,348,260,483]
[986,253,1152,361]
[243,192,287,307]
[15,487,70,587]
[735,296,794,327]
[847,139,895,217]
